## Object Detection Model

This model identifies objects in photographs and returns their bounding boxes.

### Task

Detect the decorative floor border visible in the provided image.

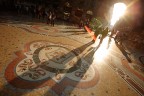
[108,57,144,96]
[121,58,144,81]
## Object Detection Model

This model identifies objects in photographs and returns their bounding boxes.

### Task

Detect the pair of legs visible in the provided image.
[50,19,55,26]
[47,19,54,26]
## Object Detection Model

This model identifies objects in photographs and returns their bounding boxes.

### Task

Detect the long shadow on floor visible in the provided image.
[1,41,95,96]
[43,41,96,96]
[115,42,132,63]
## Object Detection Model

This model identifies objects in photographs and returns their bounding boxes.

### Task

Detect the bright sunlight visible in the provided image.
[110,3,127,26]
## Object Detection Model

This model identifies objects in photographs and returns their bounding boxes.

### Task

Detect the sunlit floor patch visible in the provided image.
[93,36,110,62]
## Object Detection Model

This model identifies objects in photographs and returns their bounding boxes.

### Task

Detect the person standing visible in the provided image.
[51,11,56,26]
[49,11,52,25]
[79,18,84,28]
[46,9,50,24]
[85,18,90,27]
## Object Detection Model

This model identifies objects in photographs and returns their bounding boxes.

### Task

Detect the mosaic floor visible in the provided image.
[0,17,144,96]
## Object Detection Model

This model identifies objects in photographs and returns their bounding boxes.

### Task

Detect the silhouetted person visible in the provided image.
[79,18,84,28]
[49,11,56,26]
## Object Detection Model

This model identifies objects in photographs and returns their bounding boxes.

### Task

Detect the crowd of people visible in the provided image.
[13,0,96,29]
[15,4,57,26]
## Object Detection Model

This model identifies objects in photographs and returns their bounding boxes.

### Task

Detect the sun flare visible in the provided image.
[110,3,127,26]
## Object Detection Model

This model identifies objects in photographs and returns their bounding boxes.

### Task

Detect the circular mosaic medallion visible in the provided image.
[5,41,99,95]
[16,44,81,81]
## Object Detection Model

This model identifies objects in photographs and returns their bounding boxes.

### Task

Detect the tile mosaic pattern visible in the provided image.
[0,22,143,96]
[5,41,99,95]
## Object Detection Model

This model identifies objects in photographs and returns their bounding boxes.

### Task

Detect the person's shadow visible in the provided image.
[1,41,95,96]
[115,41,132,63]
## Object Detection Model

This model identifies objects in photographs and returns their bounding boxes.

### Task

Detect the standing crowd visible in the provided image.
[15,4,57,26]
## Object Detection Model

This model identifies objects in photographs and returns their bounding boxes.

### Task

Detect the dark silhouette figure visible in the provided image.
[49,11,56,26]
